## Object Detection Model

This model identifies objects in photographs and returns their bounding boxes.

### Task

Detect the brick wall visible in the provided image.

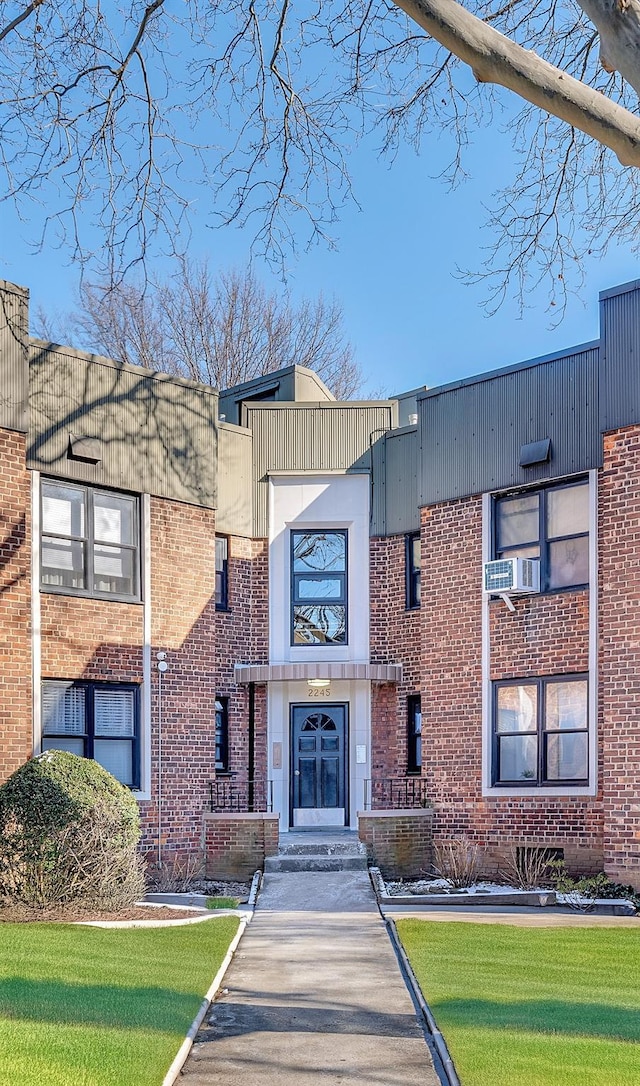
[0,431,31,781]
[599,427,640,888]
[369,535,421,779]
[421,496,603,877]
[203,812,279,880]
[358,809,433,878]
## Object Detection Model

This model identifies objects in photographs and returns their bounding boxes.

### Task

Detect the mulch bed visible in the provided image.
[0,903,207,923]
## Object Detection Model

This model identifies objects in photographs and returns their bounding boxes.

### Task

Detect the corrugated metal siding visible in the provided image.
[600,283,640,432]
[28,344,217,507]
[0,281,28,433]
[373,428,419,535]
[216,423,253,536]
[420,348,600,505]
[249,403,394,536]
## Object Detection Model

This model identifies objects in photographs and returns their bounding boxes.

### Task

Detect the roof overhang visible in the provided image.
[234,662,402,684]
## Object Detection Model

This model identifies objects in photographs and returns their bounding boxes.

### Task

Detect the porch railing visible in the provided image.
[363,777,430,811]
[209,777,273,813]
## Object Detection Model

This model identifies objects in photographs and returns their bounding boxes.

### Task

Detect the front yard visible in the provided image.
[398,919,640,1086]
[0,917,240,1086]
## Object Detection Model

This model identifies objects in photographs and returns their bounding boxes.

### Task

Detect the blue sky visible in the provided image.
[2,98,638,398]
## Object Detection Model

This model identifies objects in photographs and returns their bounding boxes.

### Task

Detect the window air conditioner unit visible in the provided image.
[483,557,540,595]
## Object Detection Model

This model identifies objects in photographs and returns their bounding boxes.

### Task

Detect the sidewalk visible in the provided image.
[180,869,442,1085]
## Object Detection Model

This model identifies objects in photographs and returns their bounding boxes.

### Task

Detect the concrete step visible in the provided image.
[264,853,368,873]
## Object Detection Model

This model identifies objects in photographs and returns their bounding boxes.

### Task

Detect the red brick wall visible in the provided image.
[40,596,143,679]
[421,496,603,877]
[358,810,433,878]
[0,432,31,781]
[599,427,640,887]
[215,536,269,791]
[204,813,279,880]
[369,535,421,779]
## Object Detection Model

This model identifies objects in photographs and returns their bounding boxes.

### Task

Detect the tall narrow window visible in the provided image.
[494,480,589,592]
[215,535,229,610]
[407,695,422,773]
[291,530,347,646]
[41,681,140,787]
[215,697,229,771]
[41,481,139,600]
[493,675,588,786]
[406,532,421,609]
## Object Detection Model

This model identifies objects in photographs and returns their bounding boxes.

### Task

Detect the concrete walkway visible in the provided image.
[180,869,442,1085]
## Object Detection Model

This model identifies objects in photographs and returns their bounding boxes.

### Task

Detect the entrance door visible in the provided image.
[290,704,347,828]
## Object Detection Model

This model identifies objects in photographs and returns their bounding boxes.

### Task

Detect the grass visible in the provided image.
[397,919,640,1086]
[0,917,240,1086]
[206,895,241,909]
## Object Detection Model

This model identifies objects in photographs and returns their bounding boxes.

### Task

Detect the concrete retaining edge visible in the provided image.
[161,875,260,1086]
[386,917,461,1086]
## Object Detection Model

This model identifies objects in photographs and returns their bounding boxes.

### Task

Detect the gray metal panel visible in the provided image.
[381,428,420,535]
[0,280,28,433]
[420,348,600,505]
[216,423,253,536]
[600,282,640,432]
[28,343,218,507]
[249,402,394,536]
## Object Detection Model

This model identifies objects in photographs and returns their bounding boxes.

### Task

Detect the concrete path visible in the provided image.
[180,870,442,1085]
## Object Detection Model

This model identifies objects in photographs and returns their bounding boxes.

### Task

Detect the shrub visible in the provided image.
[500,844,562,890]
[0,751,145,910]
[433,837,483,888]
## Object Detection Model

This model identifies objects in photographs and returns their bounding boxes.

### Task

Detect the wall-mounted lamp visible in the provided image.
[308,678,331,688]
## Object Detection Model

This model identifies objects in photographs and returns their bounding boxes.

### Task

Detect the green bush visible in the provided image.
[0,750,145,910]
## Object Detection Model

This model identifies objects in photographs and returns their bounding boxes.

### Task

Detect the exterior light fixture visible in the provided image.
[308,678,330,688]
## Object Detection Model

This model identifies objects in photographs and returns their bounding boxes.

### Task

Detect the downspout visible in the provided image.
[248,681,255,811]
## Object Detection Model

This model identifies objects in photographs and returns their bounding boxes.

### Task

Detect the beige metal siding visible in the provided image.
[0,281,28,433]
[28,344,217,507]
[216,423,253,536]
[249,402,394,536]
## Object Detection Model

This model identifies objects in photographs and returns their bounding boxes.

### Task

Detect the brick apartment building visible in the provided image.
[1,275,640,886]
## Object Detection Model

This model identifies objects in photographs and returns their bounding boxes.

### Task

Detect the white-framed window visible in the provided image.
[492,675,588,786]
[493,479,588,592]
[41,480,139,601]
[41,681,140,787]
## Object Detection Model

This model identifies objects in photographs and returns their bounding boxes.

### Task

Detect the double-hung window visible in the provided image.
[41,681,140,787]
[405,533,421,609]
[215,536,229,610]
[494,479,589,592]
[41,481,139,600]
[407,694,422,773]
[291,530,347,646]
[493,675,588,786]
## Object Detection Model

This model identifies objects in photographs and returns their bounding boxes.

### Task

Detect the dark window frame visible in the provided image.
[290,529,348,647]
[215,535,229,611]
[492,478,589,594]
[40,479,140,603]
[215,695,230,772]
[407,694,422,774]
[405,532,421,610]
[492,674,589,788]
[41,679,141,788]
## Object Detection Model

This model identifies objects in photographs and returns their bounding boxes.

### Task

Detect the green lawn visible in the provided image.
[397,919,640,1086]
[0,917,240,1086]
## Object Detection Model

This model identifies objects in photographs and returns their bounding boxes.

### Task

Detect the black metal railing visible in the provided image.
[363,777,430,811]
[209,777,273,813]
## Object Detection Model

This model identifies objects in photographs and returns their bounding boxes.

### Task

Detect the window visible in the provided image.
[493,676,588,786]
[41,681,140,787]
[215,535,229,610]
[494,479,589,592]
[407,694,422,773]
[215,697,229,771]
[41,481,139,600]
[291,530,347,646]
[405,533,421,609]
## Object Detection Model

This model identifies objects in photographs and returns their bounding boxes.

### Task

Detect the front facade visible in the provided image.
[2,276,640,886]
